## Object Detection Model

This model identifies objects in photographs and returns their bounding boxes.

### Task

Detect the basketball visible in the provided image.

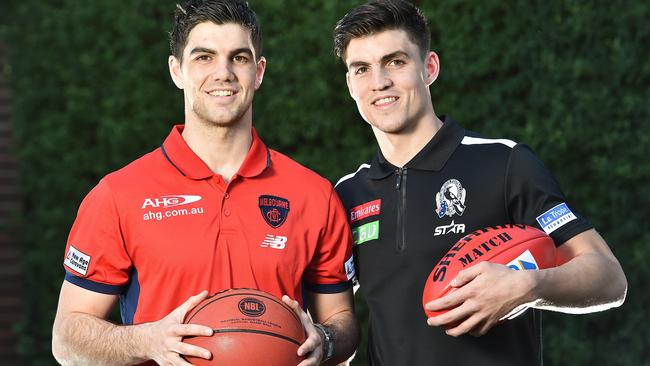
[182,288,306,365]
[422,224,557,318]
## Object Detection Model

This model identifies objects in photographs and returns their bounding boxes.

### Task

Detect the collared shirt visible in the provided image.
[64,125,354,325]
[335,116,592,366]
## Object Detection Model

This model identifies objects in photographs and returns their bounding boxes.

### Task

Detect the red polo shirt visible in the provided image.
[63,126,354,325]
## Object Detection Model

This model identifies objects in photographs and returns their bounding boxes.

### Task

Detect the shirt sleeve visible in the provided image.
[63,178,132,294]
[505,144,593,246]
[303,188,355,294]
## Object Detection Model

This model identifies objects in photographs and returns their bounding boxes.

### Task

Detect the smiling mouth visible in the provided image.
[373,96,398,107]
[207,90,235,97]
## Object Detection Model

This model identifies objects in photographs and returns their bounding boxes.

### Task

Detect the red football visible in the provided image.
[422,224,556,318]
[182,288,306,366]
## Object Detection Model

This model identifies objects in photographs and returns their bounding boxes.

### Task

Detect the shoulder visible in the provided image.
[334,163,371,190]
[456,130,541,167]
[268,149,335,195]
[460,131,518,150]
[100,148,162,192]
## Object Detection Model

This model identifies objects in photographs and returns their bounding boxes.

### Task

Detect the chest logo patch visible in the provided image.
[352,220,379,245]
[260,235,288,250]
[349,199,381,223]
[259,195,290,228]
[436,179,467,218]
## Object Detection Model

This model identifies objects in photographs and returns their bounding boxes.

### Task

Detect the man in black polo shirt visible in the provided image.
[332,1,627,365]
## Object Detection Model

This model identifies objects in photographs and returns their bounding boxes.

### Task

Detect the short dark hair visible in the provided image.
[333,0,430,61]
[170,0,262,61]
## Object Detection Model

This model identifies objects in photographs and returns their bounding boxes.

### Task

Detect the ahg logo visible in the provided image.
[238,298,266,317]
[141,195,202,209]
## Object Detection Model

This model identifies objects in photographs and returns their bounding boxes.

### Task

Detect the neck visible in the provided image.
[181,117,253,182]
[374,113,443,168]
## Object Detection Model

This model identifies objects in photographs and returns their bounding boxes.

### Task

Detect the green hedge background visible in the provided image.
[2,0,648,364]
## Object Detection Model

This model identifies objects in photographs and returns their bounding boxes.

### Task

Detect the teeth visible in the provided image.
[209,90,233,96]
[375,97,397,105]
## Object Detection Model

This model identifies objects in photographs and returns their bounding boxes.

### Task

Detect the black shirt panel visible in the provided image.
[335,118,592,366]
[505,144,593,245]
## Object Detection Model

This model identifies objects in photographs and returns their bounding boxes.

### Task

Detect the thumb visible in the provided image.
[173,290,209,319]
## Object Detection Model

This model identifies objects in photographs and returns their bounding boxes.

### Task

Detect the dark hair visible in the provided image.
[170,0,262,61]
[333,0,430,61]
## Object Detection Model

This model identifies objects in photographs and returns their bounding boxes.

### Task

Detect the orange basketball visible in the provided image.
[183,288,306,365]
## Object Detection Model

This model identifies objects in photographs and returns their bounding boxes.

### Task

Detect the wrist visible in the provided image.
[524,269,543,304]
[131,322,154,360]
[313,323,334,363]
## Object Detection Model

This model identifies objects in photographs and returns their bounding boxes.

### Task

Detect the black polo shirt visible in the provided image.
[334,117,592,366]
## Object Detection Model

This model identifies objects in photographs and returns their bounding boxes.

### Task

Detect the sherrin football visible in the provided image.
[422,224,556,318]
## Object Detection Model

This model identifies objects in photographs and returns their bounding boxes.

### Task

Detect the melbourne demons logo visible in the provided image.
[258,195,290,228]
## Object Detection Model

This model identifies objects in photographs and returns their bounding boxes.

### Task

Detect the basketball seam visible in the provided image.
[204,328,303,346]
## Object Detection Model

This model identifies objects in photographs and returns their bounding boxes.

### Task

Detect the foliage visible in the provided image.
[3,0,647,364]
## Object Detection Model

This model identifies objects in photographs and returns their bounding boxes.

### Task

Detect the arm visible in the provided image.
[425,228,627,337]
[52,281,214,365]
[530,229,627,311]
[283,288,359,366]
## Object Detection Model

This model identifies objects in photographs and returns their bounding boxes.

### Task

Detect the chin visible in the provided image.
[370,121,408,134]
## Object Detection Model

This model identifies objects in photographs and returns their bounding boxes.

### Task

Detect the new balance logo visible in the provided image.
[260,235,287,250]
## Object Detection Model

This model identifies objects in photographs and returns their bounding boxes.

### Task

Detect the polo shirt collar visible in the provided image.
[161,125,270,180]
[368,115,465,179]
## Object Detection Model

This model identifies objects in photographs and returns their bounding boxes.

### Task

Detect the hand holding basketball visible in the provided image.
[282,295,324,366]
[145,290,214,365]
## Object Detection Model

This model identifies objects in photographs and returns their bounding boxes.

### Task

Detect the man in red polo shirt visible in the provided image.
[51,1,358,365]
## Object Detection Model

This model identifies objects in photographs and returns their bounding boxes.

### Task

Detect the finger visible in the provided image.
[282,295,300,313]
[169,340,212,360]
[176,290,209,315]
[168,323,214,338]
[169,352,197,366]
[445,314,483,337]
[425,289,465,312]
[451,265,484,287]
[282,295,311,322]
[297,346,322,366]
[297,332,319,356]
[469,319,495,337]
[427,300,475,327]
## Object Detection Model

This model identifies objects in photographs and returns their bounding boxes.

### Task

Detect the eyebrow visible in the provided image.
[229,47,254,58]
[347,51,410,70]
[189,47,255,59]
[190,47,216,56]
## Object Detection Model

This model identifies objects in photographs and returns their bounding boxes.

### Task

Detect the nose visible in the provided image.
[211,58,234,81]
[371,68,392,91]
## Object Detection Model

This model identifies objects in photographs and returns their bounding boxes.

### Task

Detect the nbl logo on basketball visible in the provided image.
[238,298,266,317]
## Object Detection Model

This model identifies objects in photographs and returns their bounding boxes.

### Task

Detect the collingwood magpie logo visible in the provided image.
[435,179,467,218]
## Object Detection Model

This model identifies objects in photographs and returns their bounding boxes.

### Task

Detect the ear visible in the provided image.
[254,56,267,90]
[346,71,355,99]
[168,55,184,90]
[424,51,440,86]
